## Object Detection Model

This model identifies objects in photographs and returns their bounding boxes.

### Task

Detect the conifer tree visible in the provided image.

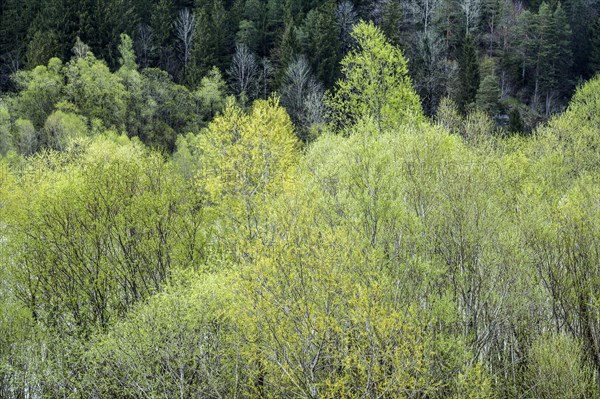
[304,0,342,87]
[476,57,501,115]
[458,34,480,111]
[381,0,405,47]
[534,2,572,116]
[589,17,600,75]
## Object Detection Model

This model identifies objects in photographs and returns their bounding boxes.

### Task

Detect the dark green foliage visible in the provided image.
[476,59,501,115]
[508,107,524,133]
[272,19,300,73]
[381,0,404,47]
[458,35,480,111]
[302,0,342,87]
[150,0,177,72]
[0,0,596,122]
[74,0,138,68]
[476,74,501,115]
[534,2,572,115]
[589,17,600,76]
[191,0,235,78]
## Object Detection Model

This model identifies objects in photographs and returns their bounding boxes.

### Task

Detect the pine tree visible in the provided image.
[151,0,176,72]
[190,0,234,79]
[77,0,137,68]
[303,0,341,87]
[569,0,593,79]
[458,34,480,112]
[589,17,600,75]
[476,57,501,115]
[534,2,572,116]
[508,107,524,133]
[274,19,300,70]
[381,0,404,47]
[0,0,36,86]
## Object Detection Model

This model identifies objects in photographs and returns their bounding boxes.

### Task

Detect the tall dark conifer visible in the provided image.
[304,0,341,87]
[589,17,600,75]
[458,34,480,111]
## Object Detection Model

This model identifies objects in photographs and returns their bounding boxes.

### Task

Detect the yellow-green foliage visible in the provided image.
[526,333,596,399]
[3,48,600,399]
[83,272,236,398]
[326,21,424,132]
[4,134,205,337]
[175,96,299,258]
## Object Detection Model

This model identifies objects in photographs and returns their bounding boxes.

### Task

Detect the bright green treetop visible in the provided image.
[326,20,424,133]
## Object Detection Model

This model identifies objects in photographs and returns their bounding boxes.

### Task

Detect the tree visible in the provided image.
[326,21,423,133]
[303,0,342,87]
[0,0,34,89]
[14,118,38,155]
[83,274,236,398]
[476,57,501,115]
[6,134,201,337]
[11,57,64,130]
[460,0,483,35]
[405,0,443,37]
[507,107,524,134]
[191,0,234,78]
[175,8,196,73]
[532,2,572,116]
[138,68,198,150]
[0,105,13,155]
[150,0,176,72]
[381,0,405,46]
[526,333,597,399]
[63,49,127,130]
[118,33,137,71]
[194,66,227,124]
[457,34,480,111]
[134,23,155,68]
[42,110,88,151]
[76,0,137,68]
[227,43,260,100]
[272,19,301,78]
[25,30,60,69]
[180,97,299,249]
[335,1,358,53]
[280,56,325,139]
[413,30,449,114]
[589,17,600,75]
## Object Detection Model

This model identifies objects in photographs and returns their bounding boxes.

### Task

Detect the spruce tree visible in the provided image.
[508,107,524,134]
[458,34,480,112]
[191,0,234,79]
[381,0,404,47]
[589,17,600,75]
[534,2,571,115]
[476,56,501,115]
[303,0,341,87]
[151,0,176,71]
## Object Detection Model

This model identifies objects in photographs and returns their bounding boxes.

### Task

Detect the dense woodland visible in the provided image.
[0,2,599,398]
[2,0,600,127]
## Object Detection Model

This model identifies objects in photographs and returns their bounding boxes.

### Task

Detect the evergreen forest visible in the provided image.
[0,1,599,398]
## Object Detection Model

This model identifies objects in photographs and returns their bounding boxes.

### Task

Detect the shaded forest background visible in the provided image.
[2,0,600,130]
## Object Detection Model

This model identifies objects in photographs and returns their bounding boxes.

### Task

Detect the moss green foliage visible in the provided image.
[1,23,600,399]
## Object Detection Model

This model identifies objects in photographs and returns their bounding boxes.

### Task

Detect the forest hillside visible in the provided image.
[0,9,599,399]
